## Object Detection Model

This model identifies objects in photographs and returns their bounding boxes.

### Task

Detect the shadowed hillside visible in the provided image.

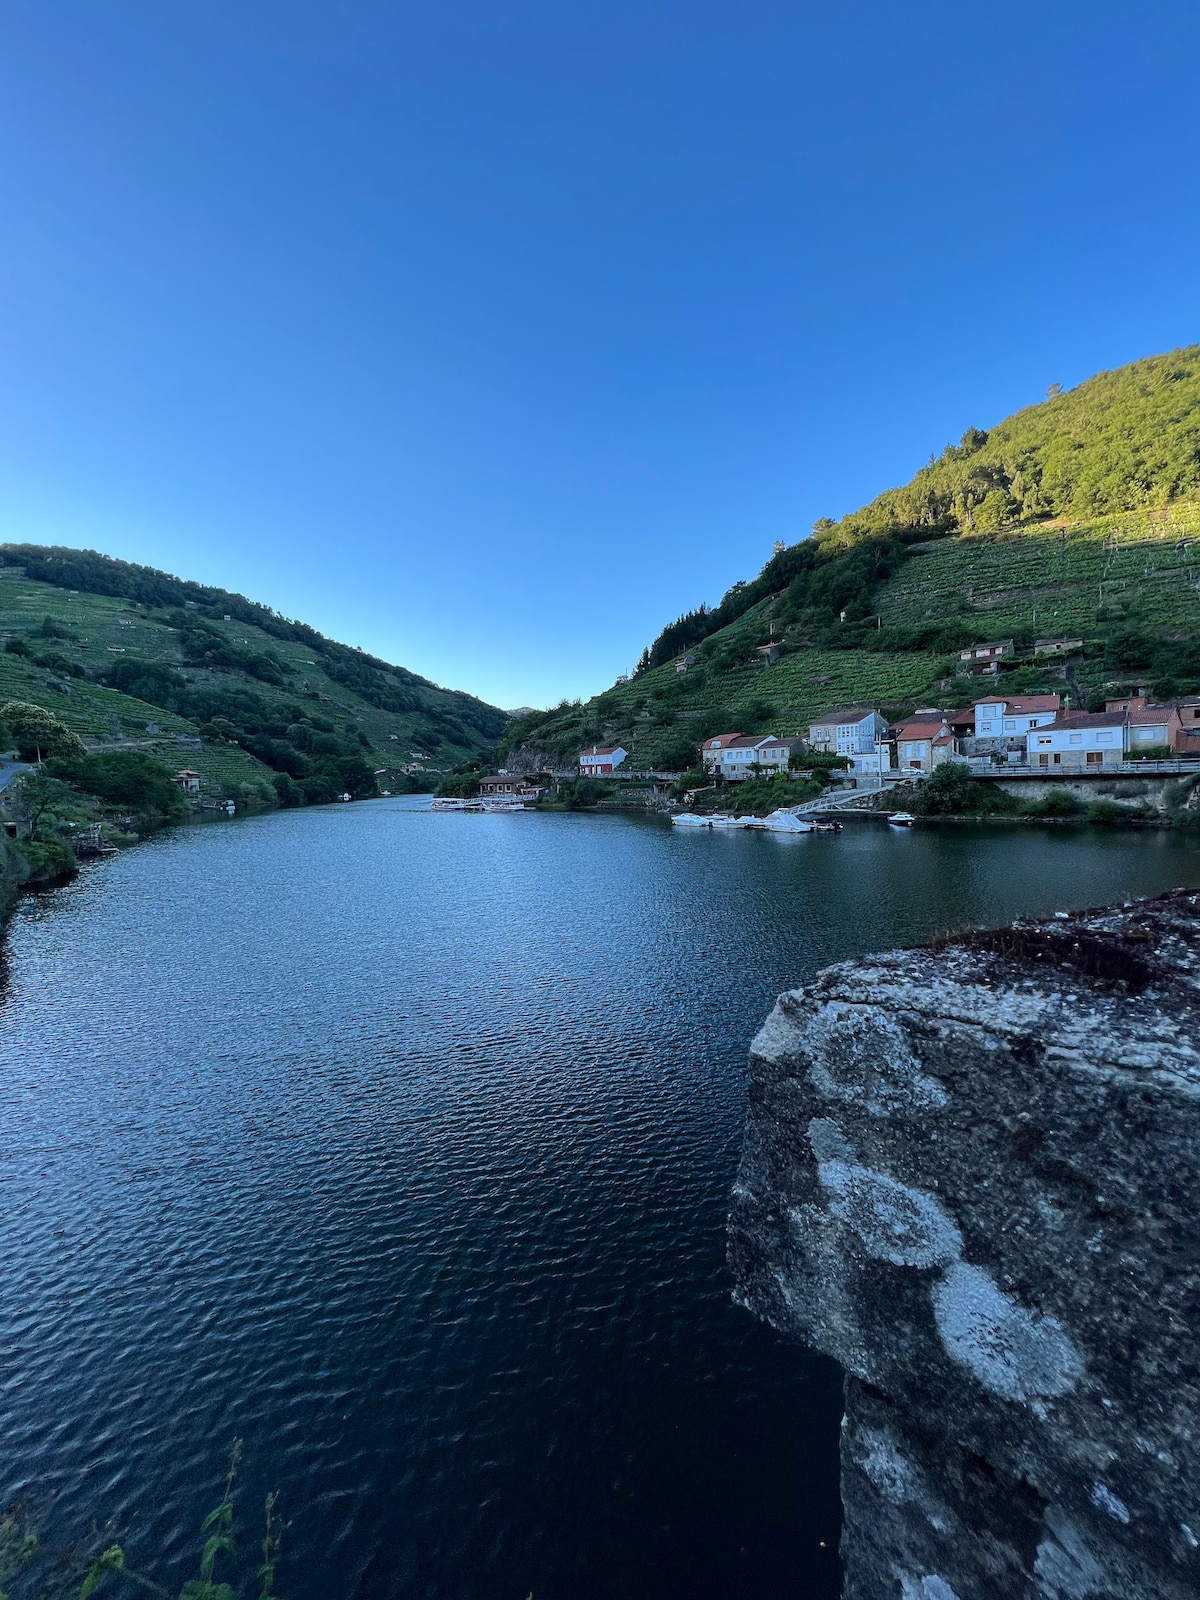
[0,546,507,806]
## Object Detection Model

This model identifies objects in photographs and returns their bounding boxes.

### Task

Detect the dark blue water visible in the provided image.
[2,801,1197,1599]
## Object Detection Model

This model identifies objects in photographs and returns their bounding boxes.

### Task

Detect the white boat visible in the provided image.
[888,812,916,827]
[756,809,818,833]
[671,812,712,827]
[706,814,743,828]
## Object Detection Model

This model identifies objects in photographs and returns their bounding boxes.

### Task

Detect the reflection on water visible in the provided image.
[1,800,1196,1598]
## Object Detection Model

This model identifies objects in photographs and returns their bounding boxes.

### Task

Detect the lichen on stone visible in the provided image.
[931,1261,1084,1404]
[818,1160,963,1270]
[806,1002,949,1117]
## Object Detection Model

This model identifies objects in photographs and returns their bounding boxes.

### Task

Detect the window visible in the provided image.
[1004,720,1016,732]
[1069,733,1082,745]
[1086,752,1103,766]
[1096,732,1113,745]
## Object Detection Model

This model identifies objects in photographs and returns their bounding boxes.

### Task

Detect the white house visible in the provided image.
[1026,713,1125,770]
[579,745,627,775]
[974,695,1061,739]
[752,736,805,775]
[807,708,888,756]
[700,733,802,781]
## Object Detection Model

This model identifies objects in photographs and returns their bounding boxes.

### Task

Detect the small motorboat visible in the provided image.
[672,813,713,827]
[888,812,916,827]
[758,810,818,833]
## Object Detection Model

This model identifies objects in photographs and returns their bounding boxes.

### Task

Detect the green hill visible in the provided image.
[0,546,508,806]
[501,346,1200,772]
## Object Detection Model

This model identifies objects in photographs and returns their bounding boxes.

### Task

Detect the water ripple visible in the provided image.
[1,801,1195,1598]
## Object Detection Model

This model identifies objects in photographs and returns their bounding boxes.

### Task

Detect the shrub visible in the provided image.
[1126,744,1172,761]
[434,770,483,799]
[1085,799,1121,825]
[671,767,708,795]
[43,752,189,819]
[15,836,77,882]
[911,762,1014,816]
[1026,787,1082,817]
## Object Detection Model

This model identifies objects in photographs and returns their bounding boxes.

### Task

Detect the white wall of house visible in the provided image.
[701,736,804,780]
[1027,726,1124,768]
[579,746,627,773]
[1128,720,1171,748]
[974,701,1058,737]
[808,713,885,755]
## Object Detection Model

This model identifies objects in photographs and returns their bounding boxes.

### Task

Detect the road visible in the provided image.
[0,760,33,793]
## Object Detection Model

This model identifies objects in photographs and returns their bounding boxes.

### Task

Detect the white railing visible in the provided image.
[979,759,1200,778]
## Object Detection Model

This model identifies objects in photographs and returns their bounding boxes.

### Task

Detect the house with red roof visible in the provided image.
[578,745,627,775]
[893,716,960,774]
[700,732,804,781]
[973,694,1061,739]
[1026,712,1126,769]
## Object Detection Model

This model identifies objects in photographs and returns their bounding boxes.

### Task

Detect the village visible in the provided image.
[456,636,1200,816]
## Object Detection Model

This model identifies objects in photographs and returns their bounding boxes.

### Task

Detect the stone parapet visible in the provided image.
[729,890,1200,1599]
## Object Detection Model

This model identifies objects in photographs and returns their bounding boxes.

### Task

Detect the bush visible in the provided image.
[671,766,708,795]
[43,752,189,819]
[15,836,77,882]
[569,777,612,807]
[911,761,1014,815]
[434,770,483,799]
[1026,787,1082,817]
[715,773,821,814]
[1085,799,1121,825]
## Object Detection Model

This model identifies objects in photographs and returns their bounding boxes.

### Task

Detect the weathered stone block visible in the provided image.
[729,889,1200,1599]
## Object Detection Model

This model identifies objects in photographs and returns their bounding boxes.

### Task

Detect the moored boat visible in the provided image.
[888,811,916,827]
[757,809,818,833]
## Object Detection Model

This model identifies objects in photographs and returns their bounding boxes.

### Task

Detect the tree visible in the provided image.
[10,772,78,839]
[0,701,88,762]
[913,762,972,814]
[44,752,189,818]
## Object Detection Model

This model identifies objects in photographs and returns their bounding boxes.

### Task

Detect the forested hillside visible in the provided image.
[502,346,1200,771]
[0,547,507,807]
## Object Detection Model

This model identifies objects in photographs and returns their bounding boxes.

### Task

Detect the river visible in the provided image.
[2,800,1197,1599]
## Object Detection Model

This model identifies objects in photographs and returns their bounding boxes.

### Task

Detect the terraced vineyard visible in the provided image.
[877,501,1200,642]
[0,557,506,803]
[505,496,1200,775]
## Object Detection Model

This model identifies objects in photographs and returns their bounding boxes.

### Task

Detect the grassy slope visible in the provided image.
[504,346,1200,770]
[0,563,504,799]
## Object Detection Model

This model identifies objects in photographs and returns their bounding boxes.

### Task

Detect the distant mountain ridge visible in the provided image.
[500,345,1200,773]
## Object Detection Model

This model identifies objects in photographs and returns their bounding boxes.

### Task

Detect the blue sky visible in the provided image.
[0,1,1197,709]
